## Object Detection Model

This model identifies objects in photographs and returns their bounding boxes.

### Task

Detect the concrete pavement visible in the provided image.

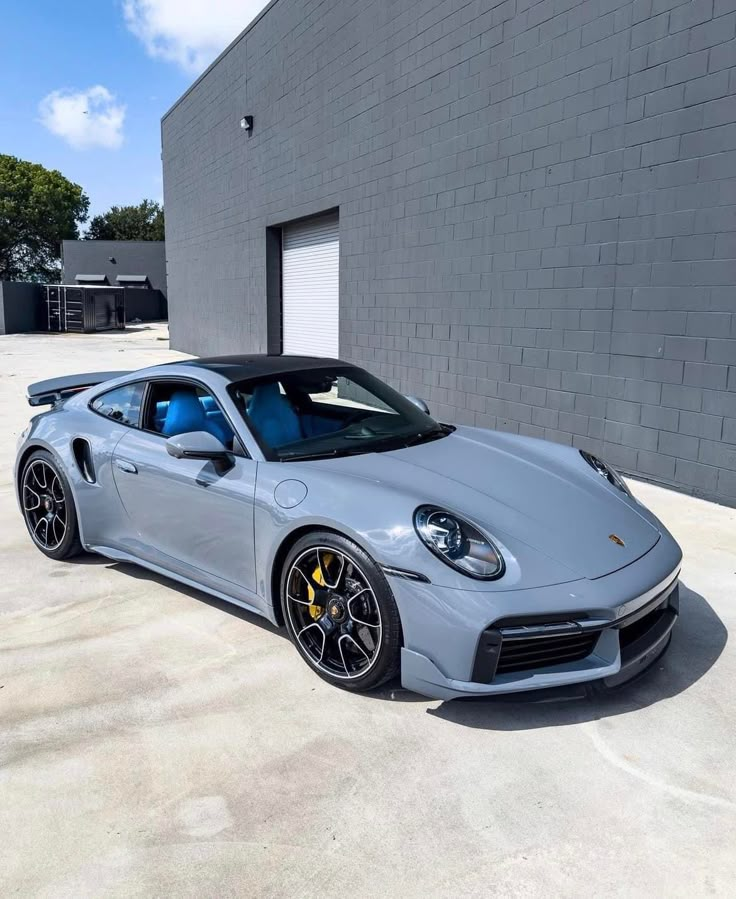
[1,325,734,897]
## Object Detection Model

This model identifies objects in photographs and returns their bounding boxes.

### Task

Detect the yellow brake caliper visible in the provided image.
[308,553,332,619]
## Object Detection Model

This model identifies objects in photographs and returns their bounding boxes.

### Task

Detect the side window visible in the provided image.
[145,381,235,448]
[90,382,145,426]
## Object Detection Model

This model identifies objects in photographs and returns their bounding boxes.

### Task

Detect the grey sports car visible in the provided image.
[15,355,682,700]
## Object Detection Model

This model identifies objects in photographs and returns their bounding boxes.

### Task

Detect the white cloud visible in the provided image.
[123,0,268,74]
[38,86,126,150]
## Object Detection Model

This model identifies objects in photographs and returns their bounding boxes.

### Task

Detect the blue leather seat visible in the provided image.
[247,382,302,447]
[162,390,232,446]
[154,400,169,431]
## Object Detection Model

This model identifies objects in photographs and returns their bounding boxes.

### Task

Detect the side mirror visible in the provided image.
[166,430,229,461]
[405,394,430,415]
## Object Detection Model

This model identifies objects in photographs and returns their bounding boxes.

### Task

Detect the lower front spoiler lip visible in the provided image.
[601,602,677,689]
[479,629,676,704]
[400,588,679,701]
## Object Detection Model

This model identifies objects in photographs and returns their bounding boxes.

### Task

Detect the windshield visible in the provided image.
[229,365,450,461]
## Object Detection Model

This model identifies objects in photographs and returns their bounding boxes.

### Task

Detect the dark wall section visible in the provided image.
[0,282,44,334]
[162,0,736,505]
[265,226,283,354]
[120,288,167,322]
[62,240,168,298]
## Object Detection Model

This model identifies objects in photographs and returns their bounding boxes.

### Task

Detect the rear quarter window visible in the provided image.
[90,382,145,427]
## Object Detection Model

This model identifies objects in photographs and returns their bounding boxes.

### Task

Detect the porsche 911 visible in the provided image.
[15,355,682,699]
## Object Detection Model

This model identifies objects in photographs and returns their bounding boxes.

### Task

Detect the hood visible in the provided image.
[318,427,660,580]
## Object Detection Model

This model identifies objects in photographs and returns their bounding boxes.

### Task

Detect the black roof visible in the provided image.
[183,354,355,382]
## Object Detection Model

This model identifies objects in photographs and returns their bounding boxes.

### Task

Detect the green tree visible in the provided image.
[86,199,165,241]
[0,154,89,282]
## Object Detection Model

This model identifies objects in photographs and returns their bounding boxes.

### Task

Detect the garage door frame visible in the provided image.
[266,208,339,357]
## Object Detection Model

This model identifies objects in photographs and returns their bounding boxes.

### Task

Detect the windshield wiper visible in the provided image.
[280,447,367,462]
[280,425,452,461]
[401,425,450,448]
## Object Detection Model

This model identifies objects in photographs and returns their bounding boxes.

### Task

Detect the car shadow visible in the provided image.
[97,558,284,637]
[421,583,727,728]
[60,560,726,720]
[118,324,157,333]
[65,553,110,566]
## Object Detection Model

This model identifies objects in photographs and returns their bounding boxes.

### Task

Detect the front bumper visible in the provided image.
[391,532,682,700]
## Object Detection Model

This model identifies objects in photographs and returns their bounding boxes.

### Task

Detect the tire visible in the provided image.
[20,449,82,560]
[280,531,401,692]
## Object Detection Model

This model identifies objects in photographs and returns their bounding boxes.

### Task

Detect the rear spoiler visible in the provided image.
[27,371,131,407]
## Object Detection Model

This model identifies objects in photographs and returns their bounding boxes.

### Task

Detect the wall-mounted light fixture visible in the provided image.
[240,115,253,133]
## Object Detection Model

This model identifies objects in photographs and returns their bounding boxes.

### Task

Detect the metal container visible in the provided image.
[44,286,125,333]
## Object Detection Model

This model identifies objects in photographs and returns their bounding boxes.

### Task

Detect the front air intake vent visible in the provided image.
[495,631,600,675]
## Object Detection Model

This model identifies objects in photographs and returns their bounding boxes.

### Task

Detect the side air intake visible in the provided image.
[72,438,96,484]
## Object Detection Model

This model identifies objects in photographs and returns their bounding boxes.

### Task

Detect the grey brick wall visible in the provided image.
[162,0,736,506]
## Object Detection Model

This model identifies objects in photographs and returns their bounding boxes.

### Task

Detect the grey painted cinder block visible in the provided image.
[659,429,701,462]
[680,409,724,440]
[717,468,736,499]
[662,383,705,412]
[703,390,736,418]
[675,457,720,494]
[670,0,716,34]
[664,336,707,361]
[699,437,736,470]
[641,404,680,432]
[684,361,729,389]
[638,449,677,480]
[705,338,736,363]
[162,0,736,506]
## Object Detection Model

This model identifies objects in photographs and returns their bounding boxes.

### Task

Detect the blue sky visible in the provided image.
[0,1,268,222]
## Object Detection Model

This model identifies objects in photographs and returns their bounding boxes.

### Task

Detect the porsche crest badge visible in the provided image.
[609,534,625,547]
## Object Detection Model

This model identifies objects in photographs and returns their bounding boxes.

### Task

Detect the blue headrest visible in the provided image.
[247,382,302,447]
[162,390,207,437]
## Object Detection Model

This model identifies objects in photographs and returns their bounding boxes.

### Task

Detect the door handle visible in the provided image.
[114,458,138,474]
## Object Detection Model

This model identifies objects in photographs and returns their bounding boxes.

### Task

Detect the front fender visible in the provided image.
[253,461,581,612]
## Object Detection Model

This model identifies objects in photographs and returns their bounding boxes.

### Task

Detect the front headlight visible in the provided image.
[580,450,631,496]
[414,506,505,580]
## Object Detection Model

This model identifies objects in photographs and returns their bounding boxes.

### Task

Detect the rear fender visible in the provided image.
[15,438,86,545]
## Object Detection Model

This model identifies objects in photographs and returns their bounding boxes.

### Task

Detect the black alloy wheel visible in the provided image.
[21,450,82,560]
[281,531,401,691]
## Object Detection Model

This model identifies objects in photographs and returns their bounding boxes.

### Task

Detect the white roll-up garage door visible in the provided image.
[282,212,339,358]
